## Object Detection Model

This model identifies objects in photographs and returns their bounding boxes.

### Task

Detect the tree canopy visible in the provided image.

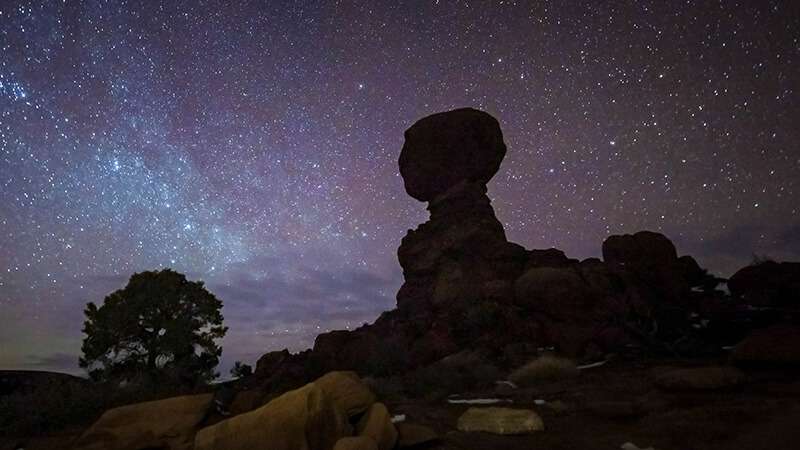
[79,268,227,386]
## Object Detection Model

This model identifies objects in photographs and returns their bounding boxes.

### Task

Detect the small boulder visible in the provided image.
[732,325,800,366]
[315,371,377,417]
[334,436,379,450]
[655,366,747,391]
[356,402,398,450]
[73,393,213,450]
[456,407,544,435]
[194,382,349,450]
[396,423,438,447]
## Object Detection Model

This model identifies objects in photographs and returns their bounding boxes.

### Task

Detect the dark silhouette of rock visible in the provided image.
[251,108,737,396]
[254,349,292,377]
[603,231,678,268]
[398,108,506,202]
[728,261,800,307]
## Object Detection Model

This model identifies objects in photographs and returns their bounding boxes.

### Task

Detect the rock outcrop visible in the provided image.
[728,261,800,307]
[251,107,767,396]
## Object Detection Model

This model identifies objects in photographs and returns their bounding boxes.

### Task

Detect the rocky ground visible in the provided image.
[5,356,800,450]
[388,358,800,450]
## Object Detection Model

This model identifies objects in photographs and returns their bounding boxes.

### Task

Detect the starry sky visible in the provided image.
[1,1,798,376]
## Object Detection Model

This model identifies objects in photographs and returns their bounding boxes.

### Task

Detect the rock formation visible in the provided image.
[250,107,776,395]
[728,261,800,307]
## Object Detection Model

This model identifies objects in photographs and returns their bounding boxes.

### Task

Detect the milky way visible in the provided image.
[1,1,798,374]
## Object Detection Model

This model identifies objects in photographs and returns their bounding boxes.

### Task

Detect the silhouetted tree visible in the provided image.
[230,361,252,379]
[79,269,227,386]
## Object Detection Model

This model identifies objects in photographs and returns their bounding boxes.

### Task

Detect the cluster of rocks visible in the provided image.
[65,107,800,450]
[73,371,438,450]
[244,108,800,398]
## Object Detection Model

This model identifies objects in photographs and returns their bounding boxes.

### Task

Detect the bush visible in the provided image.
[403,351,501,399]
[508,355,579,386]
[230,361,253,379]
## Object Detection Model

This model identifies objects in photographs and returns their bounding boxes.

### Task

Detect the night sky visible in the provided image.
[1,1,798,375]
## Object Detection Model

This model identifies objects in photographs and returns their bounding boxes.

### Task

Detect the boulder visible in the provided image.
[399,108,506,202]
[654,366,747,391]
[315,371,376,417]
[194,382,349,450]
[602,231,678,267]
[456,407,544,435]
[334,436,379,450]
[513,267,592,319]
[355,402,397,450]
[73,393,213,450]
[728,261,800,307]
[255,348,292,377]
[395,423,438,447]
[732,325,800,366]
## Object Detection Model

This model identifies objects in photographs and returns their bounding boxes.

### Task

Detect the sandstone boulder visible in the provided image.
[73,393,213,450]
[194,383,349,450]
[315,371,376,417]
[456,407,544,435]
[399,108,506,202]
[355,402,397,450]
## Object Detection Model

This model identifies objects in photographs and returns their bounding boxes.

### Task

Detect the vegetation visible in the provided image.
[508,354,579,386]
[230,361,253,379]
[79,268,227,387]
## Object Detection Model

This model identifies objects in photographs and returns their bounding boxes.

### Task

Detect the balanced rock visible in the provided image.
[194,382,349,450]
[74,393,213,450]
[456,407,544,435]
[399,107,506,202]
[355,402,398,450]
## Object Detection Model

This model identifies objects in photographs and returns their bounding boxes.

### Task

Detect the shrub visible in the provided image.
[508,354,579,386]
[403,352,501,399]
